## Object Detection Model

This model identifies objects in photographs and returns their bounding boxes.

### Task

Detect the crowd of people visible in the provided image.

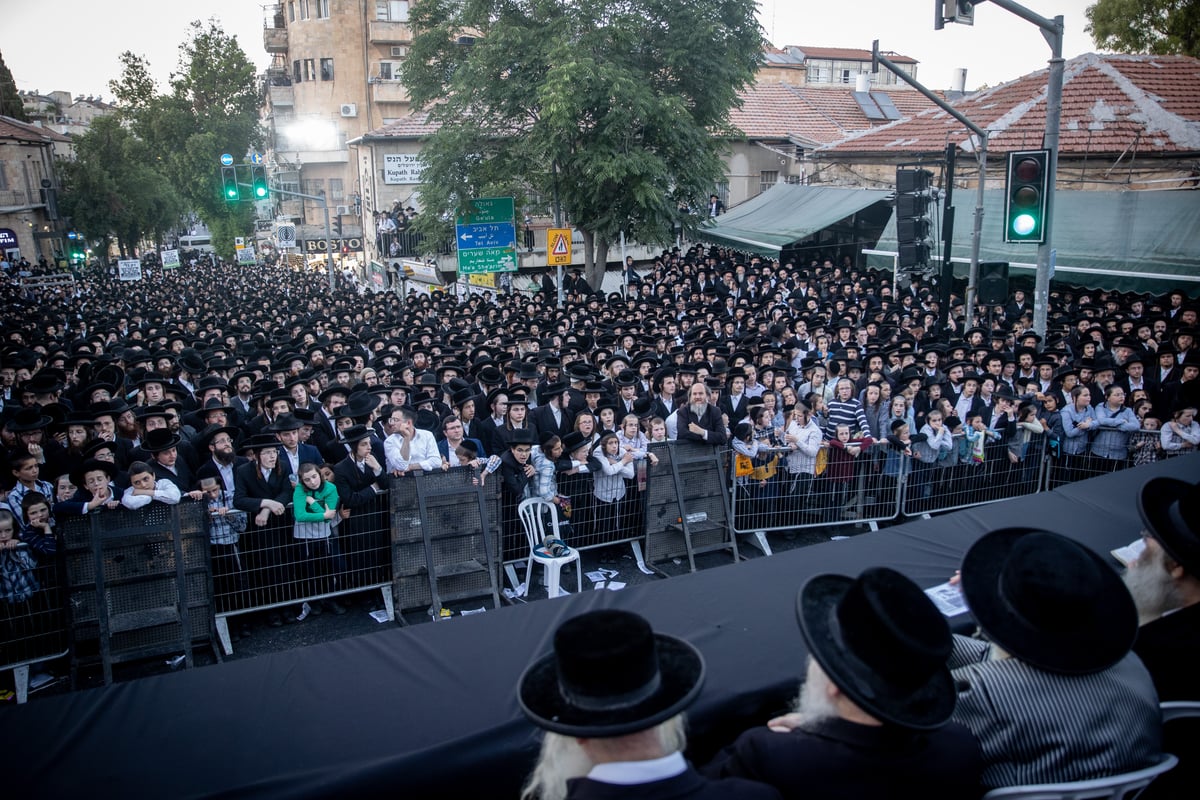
[0,243,1197,792]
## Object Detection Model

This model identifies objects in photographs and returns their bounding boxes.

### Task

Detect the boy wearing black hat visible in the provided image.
[519,609,779,800]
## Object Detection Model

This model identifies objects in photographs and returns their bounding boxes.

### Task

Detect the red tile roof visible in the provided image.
[729,84,941,145]
[819,53,1200,157]
[358,110,441,141]
[0,115,71,144]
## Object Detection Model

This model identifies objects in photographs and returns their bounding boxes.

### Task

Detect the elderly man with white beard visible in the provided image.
[1125,476,1199,800]
[704,567,982,798]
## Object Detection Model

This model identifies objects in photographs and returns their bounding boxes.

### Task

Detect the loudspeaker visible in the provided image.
[978,261,1010,305]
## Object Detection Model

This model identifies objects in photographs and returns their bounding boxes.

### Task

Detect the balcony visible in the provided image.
[275,149,350,165]
[268,84,294,107]
[264,26,288,53]
[368,20,412,44]
[371,81,410,105]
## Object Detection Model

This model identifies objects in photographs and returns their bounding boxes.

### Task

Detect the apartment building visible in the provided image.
[262,0,414,251]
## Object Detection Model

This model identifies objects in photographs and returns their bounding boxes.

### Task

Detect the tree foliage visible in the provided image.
[0,49,28,121]
[1086,0,1200,57]
[405,0,763,288]
[94,19,261,259]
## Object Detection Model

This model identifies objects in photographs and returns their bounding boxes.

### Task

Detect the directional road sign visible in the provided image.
[220,153,234,166]
[456,196,517,274]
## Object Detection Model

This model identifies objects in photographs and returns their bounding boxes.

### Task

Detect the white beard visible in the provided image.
[791,657,838,724]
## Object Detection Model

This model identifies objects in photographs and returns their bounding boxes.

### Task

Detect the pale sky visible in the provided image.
[6,0,1101,100]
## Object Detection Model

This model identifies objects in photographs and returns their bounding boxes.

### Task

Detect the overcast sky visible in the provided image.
[7,0,1101,100]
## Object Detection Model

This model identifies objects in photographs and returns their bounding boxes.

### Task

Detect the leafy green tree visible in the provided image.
[405,0,762,289]
[1086,0,1200,57]
[58,116,183,258]
[108,20,261,259]
[0,49,28,121]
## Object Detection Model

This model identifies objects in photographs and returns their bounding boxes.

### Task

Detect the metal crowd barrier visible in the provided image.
[727,440,903,549]
[900,432,1049,517]
[0,545,67,703]
[1046,428,1192,490]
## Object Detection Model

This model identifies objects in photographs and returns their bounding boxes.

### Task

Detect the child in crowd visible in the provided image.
[0,509,39,604]
[825,424,873,521]
[292,462,344,619]
[200,477,248,620]
[591,432,634,536]
[19,492,56,562]
[1133,417,1162,466]
[121,462,182,509]
[648,417,668,443]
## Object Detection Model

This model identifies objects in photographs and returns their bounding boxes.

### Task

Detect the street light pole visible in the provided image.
[270,184,336,291]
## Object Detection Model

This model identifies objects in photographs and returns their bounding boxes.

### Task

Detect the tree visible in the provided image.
[405,0,762,290]
[1086,0,1200,58]
[0,49,28,121]
[108,20,261,259]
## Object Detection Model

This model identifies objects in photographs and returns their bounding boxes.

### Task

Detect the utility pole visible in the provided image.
[272,184,336,292]
[938,0,1064,340]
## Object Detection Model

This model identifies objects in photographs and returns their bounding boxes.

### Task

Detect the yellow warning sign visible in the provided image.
[547,228,572,266]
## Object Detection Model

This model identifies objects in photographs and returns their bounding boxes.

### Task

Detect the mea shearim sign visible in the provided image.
[383,154,425,185]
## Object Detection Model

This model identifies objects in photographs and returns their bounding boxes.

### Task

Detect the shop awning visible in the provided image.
[696,184,891,256]
[872,188,1200,293]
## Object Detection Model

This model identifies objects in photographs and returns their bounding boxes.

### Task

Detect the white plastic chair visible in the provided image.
[1160,700,1200,723]
[517,498,582,599]
[981,753,1178,800]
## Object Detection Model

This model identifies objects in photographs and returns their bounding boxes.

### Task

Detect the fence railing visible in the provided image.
[17,427,1191,694]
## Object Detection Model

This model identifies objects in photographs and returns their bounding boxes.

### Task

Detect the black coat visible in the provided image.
[704,717,982,800]
[567,765,779,800]
[676,403,727,445]
[530,403,575,441]
[232,461,292,514]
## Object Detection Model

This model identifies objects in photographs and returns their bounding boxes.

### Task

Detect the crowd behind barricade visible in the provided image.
[0,246,1198,795]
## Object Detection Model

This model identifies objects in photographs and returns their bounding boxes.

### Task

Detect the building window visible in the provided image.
[302,178,326,201]
[379,61,401,80]
[328,178,345,202]
[315,0,330,19]
[841,69,853,84]
[293,60,302,83]
[320,58,334,81]
[0,162,7,191]
[288,1,296,22]
[807,66,830,83]
[303,59,316,82]
[376,0,409,21]
[759,171,778,195]
[298,0,309,20]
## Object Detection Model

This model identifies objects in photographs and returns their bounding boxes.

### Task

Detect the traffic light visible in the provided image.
[935,0,974,28]
[1003,149,1049,243]
[333,217,343,237]
[895,167,936,272]
[251,165,269,199]
[221,166,240,202]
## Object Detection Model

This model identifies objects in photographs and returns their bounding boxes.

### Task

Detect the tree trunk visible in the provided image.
[581,229,608,295]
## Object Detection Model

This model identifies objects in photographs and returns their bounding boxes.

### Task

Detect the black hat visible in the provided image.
[267,414,304,432]
[339,424,373,445]
[71,457,119,489]
[198,424,240,450]
[537,380,569,404]
[238,433,281,454]
[517,609,705,737]
[507,428,536,446]
[1138,477,1200,575]
[141,428,182,453]
[561,431,588,453]
[797,567,955,730]
[7,407,52,432]
[961,528,1137,675]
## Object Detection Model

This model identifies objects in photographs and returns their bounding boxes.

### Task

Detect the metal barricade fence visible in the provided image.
[212,495,394,655]
[727,440,903,545]
[0,545,67,703]
[901,432,1049,517]
[1046,428,1191,490]
[643,441,735,572]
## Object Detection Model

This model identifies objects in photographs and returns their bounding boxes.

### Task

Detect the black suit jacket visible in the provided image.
[530,403,575,440]
[332,456,385,512]
[567,765,779,800]
[676,403,727,445]
[704,717,982,800]
[233,461,292,514]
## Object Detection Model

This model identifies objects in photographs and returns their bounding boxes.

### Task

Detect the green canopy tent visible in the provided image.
[697,184,892,257]
[870,188,1200,294]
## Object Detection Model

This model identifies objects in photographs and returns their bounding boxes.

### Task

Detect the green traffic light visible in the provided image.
[1012,214,1037,236]
[254,185,268,199]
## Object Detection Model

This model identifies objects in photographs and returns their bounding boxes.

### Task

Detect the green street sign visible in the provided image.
[458,246,517,274]
[456,196,515,226]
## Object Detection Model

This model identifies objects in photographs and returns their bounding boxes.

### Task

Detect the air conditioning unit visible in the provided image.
[340,103,358,118]
[390,46,407,58]
[335,205,351,215]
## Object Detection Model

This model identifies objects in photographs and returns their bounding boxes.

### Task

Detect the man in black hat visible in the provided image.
[195,424,246,496]
[950,527,1161,789]
[519,608,779,800]
[142,428,200,499]
[531,381,575,441]
[706,567,981,796]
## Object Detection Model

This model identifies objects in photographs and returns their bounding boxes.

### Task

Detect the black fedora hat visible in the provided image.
[7,407,52,432]
[238,433,281,454]
[507,428,536,446]
[560,431,588,454]
[141,428,182,453]
[71,457,119,489]
[1138,477,1200,574]
[266,414,304,432]
[518,609,705,737]
[797,567,954,730]
[961,528,1137,675]
[339,424,373,445]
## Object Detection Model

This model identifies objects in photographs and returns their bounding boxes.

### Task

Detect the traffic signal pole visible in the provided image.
[872,42,988,330]
[947,0,1064,341]
[268,184,336,292]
